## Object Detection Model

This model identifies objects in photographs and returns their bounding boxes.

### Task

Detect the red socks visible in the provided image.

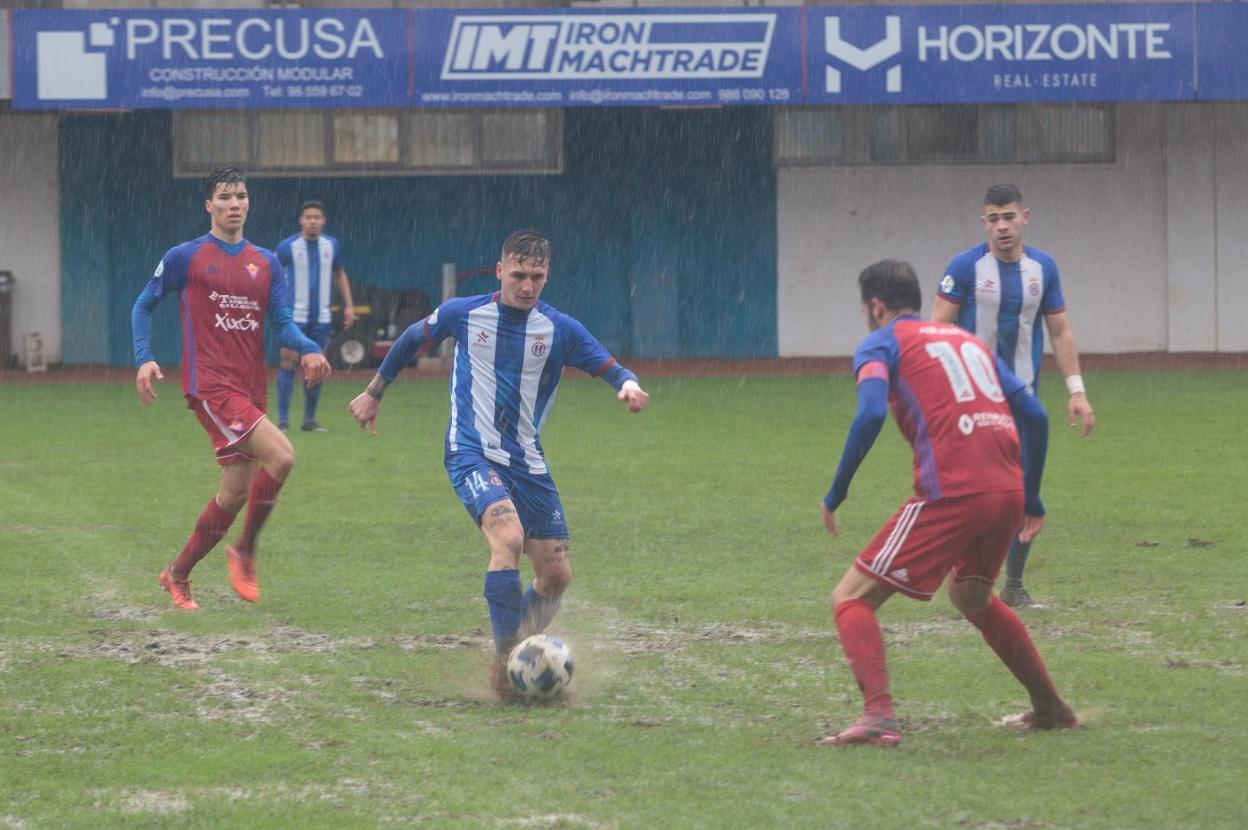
[232,468,285,557]
[965,595,1059,704]
[170,498,237,577]
[834,598,894,718]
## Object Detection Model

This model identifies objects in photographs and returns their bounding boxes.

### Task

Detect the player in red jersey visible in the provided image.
[131,167,331,610]
[818,260,1077,747]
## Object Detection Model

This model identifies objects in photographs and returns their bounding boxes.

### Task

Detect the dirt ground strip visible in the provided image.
[1,352,1245,386]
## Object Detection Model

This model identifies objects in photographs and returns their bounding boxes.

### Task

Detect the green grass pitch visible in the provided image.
[1,369,1245,828]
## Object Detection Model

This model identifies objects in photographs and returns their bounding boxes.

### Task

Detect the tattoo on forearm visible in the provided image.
[365,374,389,400]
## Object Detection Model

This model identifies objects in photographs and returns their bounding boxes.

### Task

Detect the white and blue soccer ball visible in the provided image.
[507,634,574,701]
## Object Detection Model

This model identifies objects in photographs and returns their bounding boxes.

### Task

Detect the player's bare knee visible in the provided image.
[267,448,295,480]
[217,489,247,514]
[948,578,992,616]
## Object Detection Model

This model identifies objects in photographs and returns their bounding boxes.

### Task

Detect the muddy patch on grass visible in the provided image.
[195,668,291,722]
[605,621,823,655]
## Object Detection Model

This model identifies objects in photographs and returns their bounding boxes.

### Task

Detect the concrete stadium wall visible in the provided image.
[0,113,60,367]
[56,108,777,365]
[777,102,1248,356]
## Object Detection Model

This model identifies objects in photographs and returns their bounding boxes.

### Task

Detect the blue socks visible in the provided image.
[303,378,323,425]
[1005,537,1033,584]
[483,569,522,654]
[521,583,562,635]
[276,367,295,425]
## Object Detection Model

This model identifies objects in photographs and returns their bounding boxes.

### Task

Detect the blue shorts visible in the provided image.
[296,321,333,350]
[447,454,569,540]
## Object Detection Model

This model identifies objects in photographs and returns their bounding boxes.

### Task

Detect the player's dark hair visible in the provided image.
[299,200,326,218]
[204,167,246,200]
[983,184,1023,207]
[859,259,922,313]
[501,229,551,266]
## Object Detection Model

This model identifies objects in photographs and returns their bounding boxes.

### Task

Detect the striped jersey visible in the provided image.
[379,293,629,475]
[936,243,1065,394]
[275,233,342,325]
[140,234,289,402]
[854,316,1026,502]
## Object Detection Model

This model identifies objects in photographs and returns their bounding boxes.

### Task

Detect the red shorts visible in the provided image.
[854,490,1024,600]
[186,392,265,466]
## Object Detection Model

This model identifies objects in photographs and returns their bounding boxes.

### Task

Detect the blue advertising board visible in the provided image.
[9,4,1248,110]
[10,9,408,109]
[412,7,802,108]
[1195,3,1248,101]
[806,4,1194,104]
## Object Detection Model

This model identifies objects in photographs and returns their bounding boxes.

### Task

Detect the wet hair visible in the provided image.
[204,167,246,200]
[299,200,326,218]
[983,184,1023,207]
[501,229,551,266]
[859,259,922,313]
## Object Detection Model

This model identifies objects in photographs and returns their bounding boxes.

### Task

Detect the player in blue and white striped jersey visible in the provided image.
[933,185,1095,608]
[349,230,649,690]
[274,201,355,433]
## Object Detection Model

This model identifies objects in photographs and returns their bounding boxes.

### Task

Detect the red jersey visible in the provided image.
[146,234,288,403]
[854,317,1025,501]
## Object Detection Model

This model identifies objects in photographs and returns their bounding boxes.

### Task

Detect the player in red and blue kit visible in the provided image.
[934,184,1096,608]
[132,168,331,611]
[818,260,1077,747]
[348,230,649,698]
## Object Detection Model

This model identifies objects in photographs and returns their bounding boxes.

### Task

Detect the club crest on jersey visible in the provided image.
[246,262,259,279]
[531,335,547,357]
[1029,280,1041,296]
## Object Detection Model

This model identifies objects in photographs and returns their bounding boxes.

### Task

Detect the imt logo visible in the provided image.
[37,20,114,100]
[824,15,902,94]
[442,14,775,80]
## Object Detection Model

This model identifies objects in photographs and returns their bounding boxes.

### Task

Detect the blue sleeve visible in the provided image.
[274,237,292,271]
[851,326,900,378]
[377,299,462,382]
[561,314,636,391]
[331,236,344,271]
[824,377,889,512]
[377,322,429,382]
[1008,386,1049,516]
[1039,253,1066,314]
[937,251,975,305]
[994,353,1028,400]
[266,254,319,355]
[996,355,1047,515]
[131,282,162,366]
[268,251,293,311]
[131,246,189,365]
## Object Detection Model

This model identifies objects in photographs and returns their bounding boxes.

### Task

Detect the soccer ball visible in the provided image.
[506,634,574,701]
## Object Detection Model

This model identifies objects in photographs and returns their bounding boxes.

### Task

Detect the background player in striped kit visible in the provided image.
[933,184,1096,608]
[132,168,331,610]
[275,200,355,433]
[347,229,649,696]
[818,259,1077,746]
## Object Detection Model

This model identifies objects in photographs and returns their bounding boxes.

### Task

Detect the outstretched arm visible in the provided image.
[348,320,432,434]
[821,371,889,535]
